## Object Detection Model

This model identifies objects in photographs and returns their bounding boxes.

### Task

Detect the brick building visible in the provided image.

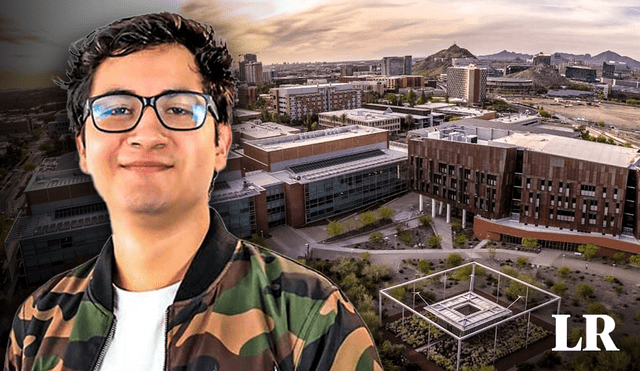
[408,124,640,255]
[269,83,361,121]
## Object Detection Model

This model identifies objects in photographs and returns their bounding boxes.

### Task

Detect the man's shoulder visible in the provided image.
[231,240,338,301]
[19,257,97,316]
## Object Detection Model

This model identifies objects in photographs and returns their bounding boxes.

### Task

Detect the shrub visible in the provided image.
[544,278,554,288]
[516,256,528,268]
[417,259,431,274]
[604,275,615,283]
[454,234,467,246]
[377,206,394,220]
[419,215,432,227]
[399,232,413,245]
[387,284,407,301]
[577,243,598,260]
[445,253,463,268]
[516,362,534,371]
[557,266,571,278]
[451,219,463,233]
[369,232,384,243]
[588,302,608,314]
[359,211,377,227]
[552,282,568,296]
[427,235,442,248]
[327,221,344,237]
[577,283,594,299]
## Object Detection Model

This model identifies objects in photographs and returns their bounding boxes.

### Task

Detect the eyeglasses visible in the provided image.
[84,90,220,133]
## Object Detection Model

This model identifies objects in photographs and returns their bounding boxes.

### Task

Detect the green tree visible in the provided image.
[537,350,561,369]
[587,301,608,314]
[597,121,605,127]
[454,234,467,246]
[359,211,377,227]
[22,162,36,172]
[404,114,415,131]
[522,238,537,250]
[362,264,391,283]
[377,206,394,220]
[516,256,529,268]
[552,282,568,296]
[597,135,607,143]
[359,310,380,336]
[613,252,626,264]
[417,259,431,274]
[418,215,432,227]
[630,254,640,266]
[369,232,384,243]
[557,266,571,278]
[578,244,598,260]
[445,253,463,268]
[427,235,442,248]
[327,220,344,237]
[387,285,406,301]
[577,283,594,299]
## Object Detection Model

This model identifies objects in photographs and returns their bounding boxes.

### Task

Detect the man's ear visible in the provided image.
[76,134,89,174]
[213,123,232,172]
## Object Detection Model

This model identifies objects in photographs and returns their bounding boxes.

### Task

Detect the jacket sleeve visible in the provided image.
[294,290,382,371]
[4,305,24,371]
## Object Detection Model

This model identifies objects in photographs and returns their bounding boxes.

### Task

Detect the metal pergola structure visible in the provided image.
[379,261,561,371]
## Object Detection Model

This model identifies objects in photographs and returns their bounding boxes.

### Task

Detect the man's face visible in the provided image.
[77,44,231,216]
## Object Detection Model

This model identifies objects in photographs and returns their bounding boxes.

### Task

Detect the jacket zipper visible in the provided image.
[92,317,117,371]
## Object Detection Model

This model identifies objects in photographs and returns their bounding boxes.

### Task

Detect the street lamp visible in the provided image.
[611,263,616,276]
[394,234,397,249]
[562,254,566,267]
[305,243,310,260]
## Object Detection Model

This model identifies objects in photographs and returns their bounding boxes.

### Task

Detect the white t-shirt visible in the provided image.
[98,281,181,371]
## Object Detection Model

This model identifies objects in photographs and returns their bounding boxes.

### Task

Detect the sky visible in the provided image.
[1,0,639,89]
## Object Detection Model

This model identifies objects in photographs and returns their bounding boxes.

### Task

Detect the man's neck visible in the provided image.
[110,204,211,292]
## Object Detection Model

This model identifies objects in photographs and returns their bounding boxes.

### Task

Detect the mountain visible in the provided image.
[413,44,476,77]
[510,65,571,88]
[478,50,532,62]
[552,51,640,69]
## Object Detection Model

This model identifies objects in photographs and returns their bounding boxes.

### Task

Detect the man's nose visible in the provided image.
[127,106,168,148]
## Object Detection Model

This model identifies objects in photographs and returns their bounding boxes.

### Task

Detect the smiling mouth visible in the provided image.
[120,162,173,172]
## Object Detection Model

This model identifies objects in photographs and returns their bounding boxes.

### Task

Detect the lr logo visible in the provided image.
[552,314,619,351]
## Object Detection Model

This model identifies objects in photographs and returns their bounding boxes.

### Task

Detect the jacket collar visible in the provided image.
[88,208,238,312]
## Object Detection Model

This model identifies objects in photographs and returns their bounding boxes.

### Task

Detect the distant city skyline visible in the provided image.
[1,0,639,89]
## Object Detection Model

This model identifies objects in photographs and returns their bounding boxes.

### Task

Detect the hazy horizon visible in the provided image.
[1,0,639,89]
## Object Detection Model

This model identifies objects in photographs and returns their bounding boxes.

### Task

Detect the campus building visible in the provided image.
[565,66,597,82]
[318,108,430,133]
[486,77,534,95]
[240,125,407,227]
[446,65,488,104]
[382,56,412,76]
[4,152,111,286]
[408,123,640,255]
[269,83,361,121]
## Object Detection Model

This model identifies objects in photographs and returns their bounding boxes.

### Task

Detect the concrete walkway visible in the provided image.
[430,215,453,250]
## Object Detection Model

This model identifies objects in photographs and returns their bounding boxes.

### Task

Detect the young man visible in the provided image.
[4,13,381,371]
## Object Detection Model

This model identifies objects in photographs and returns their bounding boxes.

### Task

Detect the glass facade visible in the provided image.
[304,164,406,223]
[212,197,256,238]
[266,184,286,228]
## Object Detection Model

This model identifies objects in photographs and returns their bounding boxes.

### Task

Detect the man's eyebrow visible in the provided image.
[97,88,203,97]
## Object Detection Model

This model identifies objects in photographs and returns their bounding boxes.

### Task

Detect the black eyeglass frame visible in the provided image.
[83,90,220,133]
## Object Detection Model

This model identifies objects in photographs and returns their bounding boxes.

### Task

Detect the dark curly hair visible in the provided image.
[57,12,235,143]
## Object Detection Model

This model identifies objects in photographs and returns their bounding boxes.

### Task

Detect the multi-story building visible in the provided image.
[318,109,402,133]
[486,77,534,95]
[408,123,640,255]
[237,84,258,107]
[382,56,412,76]
[241,126,407,226]
[565,66,597,82]
[238,54,263,85]
[4,152,111,286]
[532,53,551,66]
[269,83,361,121]
[47,110,72,135]
[340,64,354,76]
[446,65,488,104]
[603,62,616,79]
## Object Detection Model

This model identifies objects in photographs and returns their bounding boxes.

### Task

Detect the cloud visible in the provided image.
[0,14,51,45]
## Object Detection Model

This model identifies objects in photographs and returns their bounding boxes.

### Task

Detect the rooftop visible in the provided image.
[6,209,110,241]
[425,292,512,333]
[320,108,429,122]
[245,125,387,152]
[269,147,406,184]
[26,152,91,192]
[494,132,640,167]
[209,177,264,203]
[232,120,300,140]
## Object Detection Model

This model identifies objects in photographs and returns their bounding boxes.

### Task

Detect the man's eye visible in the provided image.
[94,105,132,118]
[108,107,130,115]
[167,107,192,115]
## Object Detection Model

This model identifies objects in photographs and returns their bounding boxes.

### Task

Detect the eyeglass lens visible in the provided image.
[91,93,208,131]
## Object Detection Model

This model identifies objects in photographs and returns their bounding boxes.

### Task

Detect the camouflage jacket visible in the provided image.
[4,209,381,371]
